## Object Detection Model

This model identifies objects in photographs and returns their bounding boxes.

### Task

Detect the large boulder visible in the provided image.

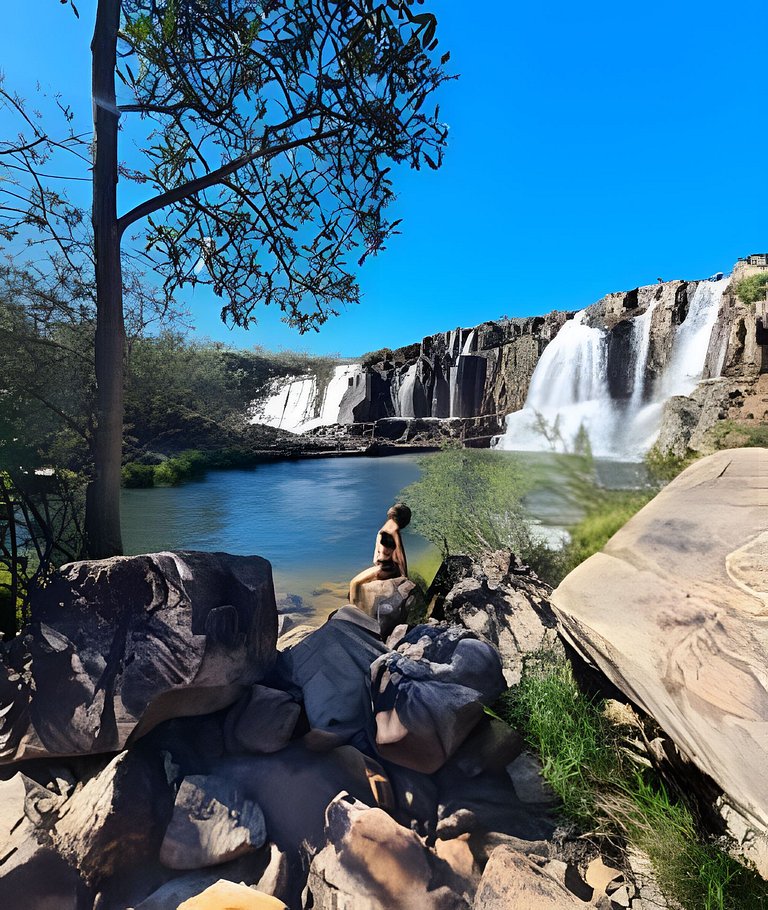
[472,845,607,909]
[0,551,277,763]
[551,448,768,874]
[160,774,267,870]
[276,606,387,752]
[428,551,560,685]
[371,624,506,774]
[53,749,174,886]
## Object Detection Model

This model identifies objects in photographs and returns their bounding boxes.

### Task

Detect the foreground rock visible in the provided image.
[552,448,768,874]
[371,624,506,773]
[305,793,470,910]
[0,551,277,763]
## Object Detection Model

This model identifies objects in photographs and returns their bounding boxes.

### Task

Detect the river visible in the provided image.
[122,452,649,622]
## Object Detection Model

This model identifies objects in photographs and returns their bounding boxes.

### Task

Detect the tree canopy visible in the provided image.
[0,0,451,555]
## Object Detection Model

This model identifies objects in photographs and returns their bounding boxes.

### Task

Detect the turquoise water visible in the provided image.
[122,451,649,620]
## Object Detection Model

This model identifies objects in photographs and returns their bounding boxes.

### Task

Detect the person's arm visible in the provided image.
[391,528,408,577]
[349,564,380,607]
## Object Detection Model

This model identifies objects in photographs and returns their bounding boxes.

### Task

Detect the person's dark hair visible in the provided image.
[387,502,411,528]
[379,530,396,551]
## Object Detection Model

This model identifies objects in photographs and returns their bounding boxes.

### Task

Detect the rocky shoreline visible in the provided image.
[3,449,766,908]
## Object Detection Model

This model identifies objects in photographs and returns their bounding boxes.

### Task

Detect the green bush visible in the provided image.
[151,450,207,486]
[400,449,536,560]
[121,463,156,488]
[734,273,768,306]
[555,489,655,582]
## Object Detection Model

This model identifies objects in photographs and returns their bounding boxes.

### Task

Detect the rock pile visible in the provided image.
[0,548,620,910]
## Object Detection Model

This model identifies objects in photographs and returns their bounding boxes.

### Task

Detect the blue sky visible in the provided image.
[1,1,766,357]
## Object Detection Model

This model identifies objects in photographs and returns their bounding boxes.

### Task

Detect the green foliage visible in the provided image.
[707,419,768,451]
[644,446,699,483]
[553,489,655,583]
[503,650,768,910]
[121,463,156,488]
[400,449,536,559]
[124,332,341,456]
[734,273,768,306]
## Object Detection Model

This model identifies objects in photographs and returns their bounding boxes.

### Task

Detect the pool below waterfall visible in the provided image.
[122,452,649,623]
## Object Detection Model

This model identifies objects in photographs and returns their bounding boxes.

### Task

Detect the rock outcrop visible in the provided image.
[551,448,768,874]
[427,550,560,685]
[0,551,277,763]
[0,545,683,908]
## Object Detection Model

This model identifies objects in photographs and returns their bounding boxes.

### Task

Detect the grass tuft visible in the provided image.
[503,650,768,910]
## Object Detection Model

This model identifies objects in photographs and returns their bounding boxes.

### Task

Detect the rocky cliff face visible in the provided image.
[338,276,742,441]
[337,314,572,436]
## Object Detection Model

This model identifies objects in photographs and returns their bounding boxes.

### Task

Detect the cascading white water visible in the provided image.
[250,363,362,433]
[397,363,419,418]
[659,279,727,398]
[494,278,728,459]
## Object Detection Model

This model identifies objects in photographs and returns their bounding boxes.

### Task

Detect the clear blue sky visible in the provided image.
[1,1,766,357]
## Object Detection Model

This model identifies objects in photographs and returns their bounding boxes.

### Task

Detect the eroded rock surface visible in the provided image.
[552,448,768,874]
[0,551,277,763]
[428,550,560,685]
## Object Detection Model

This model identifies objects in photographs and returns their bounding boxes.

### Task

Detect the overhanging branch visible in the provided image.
[117,128,342,235]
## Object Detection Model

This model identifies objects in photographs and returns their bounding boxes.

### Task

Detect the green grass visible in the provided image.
[502,650,768,910]
[708,420,768,451]
[539,489,656,585]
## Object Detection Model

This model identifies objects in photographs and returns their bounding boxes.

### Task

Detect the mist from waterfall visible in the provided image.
[494,278,728,460]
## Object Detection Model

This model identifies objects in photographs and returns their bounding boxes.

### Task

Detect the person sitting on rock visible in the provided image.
[349,503,411,608]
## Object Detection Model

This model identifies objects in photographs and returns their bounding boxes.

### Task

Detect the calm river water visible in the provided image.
[122,452,648,621]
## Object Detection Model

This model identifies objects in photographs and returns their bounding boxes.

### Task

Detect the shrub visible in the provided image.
[734,273,768,306]
[400,449,536,559]
[121,463,156,488]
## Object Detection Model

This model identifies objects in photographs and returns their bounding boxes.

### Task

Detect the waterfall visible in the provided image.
[397,363,419,418]
[494,279,727,459]
[250,363,362,433]
[659,279,727,398]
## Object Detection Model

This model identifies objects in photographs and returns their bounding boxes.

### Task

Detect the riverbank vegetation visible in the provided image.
[401,447,657,587]
[503,650,768,910]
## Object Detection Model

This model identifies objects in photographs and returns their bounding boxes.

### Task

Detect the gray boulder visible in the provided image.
[53,749,174,885]
[223,685,300,754]
[160,775,267,870]
[428,551,560,685]
[277,606,387,752]
[371,624,506,773]
[0,551,277,763]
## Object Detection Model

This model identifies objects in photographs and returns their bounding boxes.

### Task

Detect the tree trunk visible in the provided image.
[85,0,125,558]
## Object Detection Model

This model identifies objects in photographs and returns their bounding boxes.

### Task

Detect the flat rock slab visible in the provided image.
[551,448,768,872]
[177,880,287,910]
[0,551,277,763]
